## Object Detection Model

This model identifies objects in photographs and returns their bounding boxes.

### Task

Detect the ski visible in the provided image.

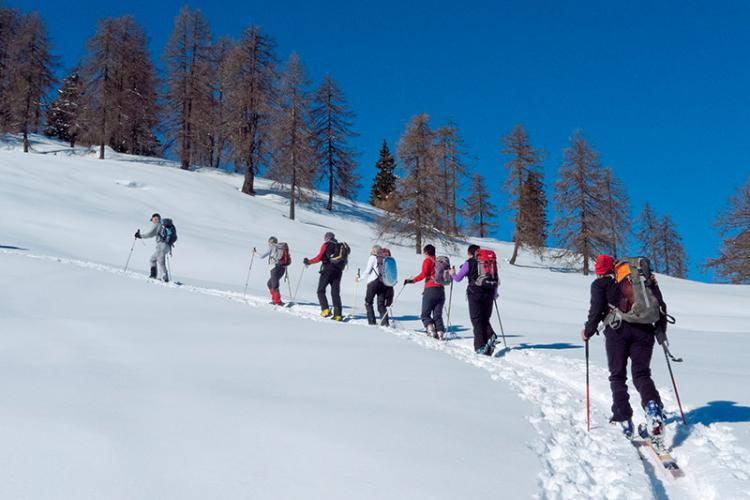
[633,424,684,478]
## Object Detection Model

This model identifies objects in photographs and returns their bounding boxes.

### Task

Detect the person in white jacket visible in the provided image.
[361,245,394,326]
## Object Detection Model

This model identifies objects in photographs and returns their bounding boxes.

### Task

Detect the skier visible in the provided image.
[134,213,172,282]
[450,244,498,355]
[404,244,445,339]
[255,236,290,306]
[361,245,394,326]
[303,232,348,321]
[581,254,667,438]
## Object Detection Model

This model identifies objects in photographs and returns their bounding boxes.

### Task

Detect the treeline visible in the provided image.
[2,6,747,282]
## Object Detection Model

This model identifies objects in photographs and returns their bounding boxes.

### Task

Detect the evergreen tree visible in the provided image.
[463,173,497,238]
[44,71,83,147]
[434,123,466,235]
[311,74,360,210]
[378,113,448,253]
[636,202,660,269]
[502,124,546,264]
[707,177,750,283]
[656,215,688,278]
[369,139,397,210]
[518,169,548,253]
[267,53,315,220]
[552,131,609,275]
[224,26,277,194]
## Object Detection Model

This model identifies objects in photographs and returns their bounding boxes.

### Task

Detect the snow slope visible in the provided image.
[2,135,750,499]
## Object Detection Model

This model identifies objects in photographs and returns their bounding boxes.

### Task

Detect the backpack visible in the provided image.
[375,248,392,280]
[433,256,452,286]
[608,257,661,326]
[159,218,178,246]
[274,242,291,266]
[328,240,350,268]
[474,249,499,289]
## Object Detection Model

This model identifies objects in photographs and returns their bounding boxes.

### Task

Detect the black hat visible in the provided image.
[151,213,161,220]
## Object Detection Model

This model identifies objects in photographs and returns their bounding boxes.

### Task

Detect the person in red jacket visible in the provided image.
[303,232,346,321]
[404,244,445,339]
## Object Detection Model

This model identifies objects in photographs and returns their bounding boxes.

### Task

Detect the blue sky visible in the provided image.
[15,0,750,281]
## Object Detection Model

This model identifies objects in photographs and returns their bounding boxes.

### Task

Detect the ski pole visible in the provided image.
[165,252,174,283]
[284,268,293,301]
[350,268,360,319]
[663,342,687,425]
[586,339,591,432]
[381,283,406,325]
[446,281,454,332]
[492,298,508,348]
[243,249,256,299]
[293,266,307,302]
[123,237,137,272]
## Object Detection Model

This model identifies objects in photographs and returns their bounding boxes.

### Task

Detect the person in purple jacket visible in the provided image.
[450,244,498,355]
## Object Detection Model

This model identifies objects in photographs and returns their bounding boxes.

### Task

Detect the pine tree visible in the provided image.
[463,173,497,238]
[552,131,609,275]
[267,53,315,220]
[44,71,83,147]
[369,139,397,210]
[707,177,750,283]
[311,75,360,210]
[600,167,630,258]
[434,123,466,235]
[378,113,448,253]
[224,26,277,194]
[10,12,56,152]
[162,6,213,170]
[636,202,660,269]
[656,215,688,278]
[502,124,546,264]
[518,169,548,252]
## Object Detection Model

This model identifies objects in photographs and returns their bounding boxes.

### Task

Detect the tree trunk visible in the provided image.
[290,168,296,221]
[415,228,422,254]
[510,240,520,265]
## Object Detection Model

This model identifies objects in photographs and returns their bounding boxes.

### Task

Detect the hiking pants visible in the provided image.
[318,267,343,316]
[150,243,170,280]
[604,323,662,421]
[421,286,445,332]
[468,291,496,353]
[267,264,287,293]
[365,280,394,325]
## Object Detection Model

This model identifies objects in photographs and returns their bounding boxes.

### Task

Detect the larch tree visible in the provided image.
[311,74,360,210]
[0,7,20,132]
[636,202,660,269]
[434,123,466,236]
[378,113,448,253]
[162,6,213,169]
[502,124,546,264]
[552,131,609,275]
[267,52,315,220]
[600,167,630,258]
[45,71,83,147]
[224,26,277,195]
[707,177,750,283]
[205,36,234,168]
[655,214,688,278]
[10,12,55,152]
[463,173,497,238]
[518,168,548,253]
[369,139,397,210]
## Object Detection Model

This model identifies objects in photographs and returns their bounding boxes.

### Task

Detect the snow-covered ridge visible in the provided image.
[1,135,749,499]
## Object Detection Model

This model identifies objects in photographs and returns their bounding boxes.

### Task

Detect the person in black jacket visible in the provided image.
[304,232,346,321]
[582,254,666,438]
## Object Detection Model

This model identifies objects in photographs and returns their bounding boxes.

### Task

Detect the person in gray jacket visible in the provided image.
[135,213,170,282]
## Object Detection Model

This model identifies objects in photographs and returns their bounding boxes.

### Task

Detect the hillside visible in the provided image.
[1,135,749,499]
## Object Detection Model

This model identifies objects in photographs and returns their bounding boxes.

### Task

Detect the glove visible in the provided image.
[404,278,414,285]
[303,258,310,266]
[252,247,257,254]
[134,230,141,239]
[580,328,589,342]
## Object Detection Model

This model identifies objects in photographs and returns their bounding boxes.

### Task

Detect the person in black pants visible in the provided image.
[362,245,394,325]
[304,232,345,321]
[582,254,666,437]
[450,244,497,355]
[404,244,445,339]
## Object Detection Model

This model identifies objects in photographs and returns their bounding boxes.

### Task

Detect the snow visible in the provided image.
[2,134,750,499]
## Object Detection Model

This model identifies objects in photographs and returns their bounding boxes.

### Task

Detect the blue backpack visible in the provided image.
[159,219,178,246]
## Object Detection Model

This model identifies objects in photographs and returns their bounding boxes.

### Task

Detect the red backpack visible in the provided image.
[475,249,498,289]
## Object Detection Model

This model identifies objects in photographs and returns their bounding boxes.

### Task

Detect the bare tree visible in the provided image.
[205,36,233,168]
[0,7,20,132]
[463,173,497,238]
[656,214,688,278]
[636,202,660,269]
[600,167,630,258]
[266,53,315,220]
[378,113,449,253]
[311,74,360,210]
[552,131,609,275]
[224,26,277,194]
[369,139,397,210]
[502,124,546,264]
[435,123,466,235]
[162,6,213,169]
[707,177,750,283]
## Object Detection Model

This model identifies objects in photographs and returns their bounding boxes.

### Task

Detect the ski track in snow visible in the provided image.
[6,248,750,500]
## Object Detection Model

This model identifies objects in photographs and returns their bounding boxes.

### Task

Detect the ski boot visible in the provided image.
[150,266,157,279]
[436,331,445,341]
[645,400,665,436]
[426,324,436,338]
[618,418,635,439]
[320,308,332,318]
[332,315,344,322]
